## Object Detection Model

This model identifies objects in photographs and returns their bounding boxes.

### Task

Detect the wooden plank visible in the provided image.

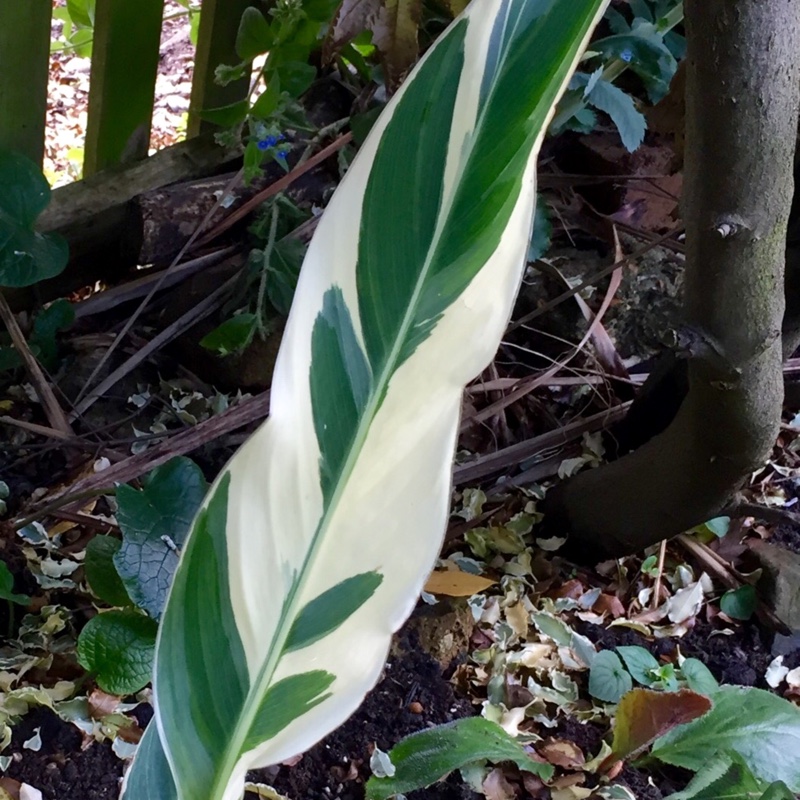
[0,0,52,164]
[83,0,165,176]
[187,0,257,137]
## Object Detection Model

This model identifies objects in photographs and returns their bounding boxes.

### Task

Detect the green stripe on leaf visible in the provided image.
[285,571,384,652]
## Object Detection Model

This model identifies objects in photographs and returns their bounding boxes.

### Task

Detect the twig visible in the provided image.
[453,402,630,485]
[506,226,684,334]
[0,292,72,436]
[45,391,271,505]
[69,276,236,420]
[651,539,667,610]
[195,132,353,248]
[724,500,800,528]
[462,240,626,429]
[73,169,247,406]
[0,415,74,441]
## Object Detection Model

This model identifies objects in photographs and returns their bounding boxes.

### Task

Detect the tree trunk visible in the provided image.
[543,0,800,560]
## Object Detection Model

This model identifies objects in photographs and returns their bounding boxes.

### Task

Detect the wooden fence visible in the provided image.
[0,0,255,173]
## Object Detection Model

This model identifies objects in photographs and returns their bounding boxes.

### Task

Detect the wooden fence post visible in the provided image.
[188,0,258,137]
[83,0,165,176]
[0,0,52,164]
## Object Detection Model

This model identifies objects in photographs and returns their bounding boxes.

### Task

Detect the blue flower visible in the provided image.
[257,135,278,150]
[620,48,634,63]
[277,150,289,159]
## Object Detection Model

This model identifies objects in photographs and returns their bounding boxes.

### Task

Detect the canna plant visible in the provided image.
[122,1,610,798]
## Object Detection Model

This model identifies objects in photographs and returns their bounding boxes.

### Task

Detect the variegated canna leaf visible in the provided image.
[122,1,609,798]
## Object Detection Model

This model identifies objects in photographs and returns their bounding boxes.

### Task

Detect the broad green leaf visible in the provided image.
[616,646,660,686]
[365,717,554,800]
[84,536,131,608]
[120,722,177,800]
[275,62,317,97]
[666,750,779,800]
[236,7,273,61]
[720,585,757,620]
[77,610,157,694]
[265,238,305,316]
[680,658,719,696]
[124,3,610,799]
[200,314,257,356]
[198,100,251,128]
[0,561,30,606]
[32,298,74,367]
[114,458,208,619]
[652,687,800,792]
[589,650,633,702]
[0,149,69,288]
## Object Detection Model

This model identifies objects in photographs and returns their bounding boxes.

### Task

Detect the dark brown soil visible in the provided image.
[3,706,123,800]
[246,628,478,800]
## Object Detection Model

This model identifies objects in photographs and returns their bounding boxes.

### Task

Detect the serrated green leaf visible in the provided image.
[617,646,660,686]
[572,74,646,152]
[265,238,305,316]
[0,149,69,288]
[590,650,633,702]
[77,610,157,694]
[365,717,553,800]
[653,687,800,792]
[114,458,208,619]
[680,658,719,696]
[85,536,131,608]
[666,750,770,800]
[720,585,757,621]
[236,7,273,61]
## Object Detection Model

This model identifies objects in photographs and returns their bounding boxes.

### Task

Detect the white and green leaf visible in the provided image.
[123,1,609,798]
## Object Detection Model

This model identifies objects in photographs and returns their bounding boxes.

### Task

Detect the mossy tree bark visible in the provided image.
[543,0,800,559]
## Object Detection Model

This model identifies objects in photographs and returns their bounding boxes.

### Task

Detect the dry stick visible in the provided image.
[75,133,352,412]
[651,539,667,611]
[0,415,74,441]
[453,401,631,485]
[43,391,271,507]
[69,277,235,420]
[676,533,790,634]
[0,292,73,436]
[73,168,247,407]
[72,246,238,320]
[194,132,354,248]
[462,240,626,430]
[506,225,684,335]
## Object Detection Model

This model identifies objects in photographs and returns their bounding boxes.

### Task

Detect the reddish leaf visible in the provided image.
[608,688,712,765]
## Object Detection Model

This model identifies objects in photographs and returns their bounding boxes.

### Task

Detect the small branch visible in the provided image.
[0,292,72,437]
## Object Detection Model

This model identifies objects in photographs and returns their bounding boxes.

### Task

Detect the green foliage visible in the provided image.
[114,458,208,620]
[84,536,132,608]
[77,610,158,694]
[552,0,683,151]
[201,195,309,356]
[51,0,96,56]
[666,751,794,800]
[0,149,69,288]
[589,645,719,701]
[0,299,74,373]
[589,650,633,702]
[365,718,554,800]
[528,199,553,261]
[720,585,757,621]
[652,686,800,792]
[0,561,30,606]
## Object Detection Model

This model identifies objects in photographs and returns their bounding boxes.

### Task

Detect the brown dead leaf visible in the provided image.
[537,739,585,770]
[424,569,495,597]
[593,592,626,618]
[0,777,20,800]
[505,602,529,637]
[482,767,517,800]
[326,0,422,88]
[88,688,120,719]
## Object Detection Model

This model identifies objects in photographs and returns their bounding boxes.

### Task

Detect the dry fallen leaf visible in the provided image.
[424,569,495,596]
[537,738,585,769]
